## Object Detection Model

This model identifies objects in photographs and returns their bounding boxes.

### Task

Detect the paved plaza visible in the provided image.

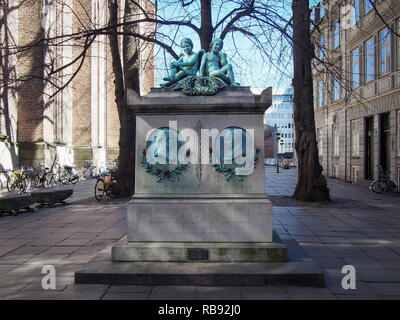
[0,167,399,300]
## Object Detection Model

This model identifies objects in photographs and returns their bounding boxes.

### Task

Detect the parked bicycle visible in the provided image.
[6,169,27,194]
[94,167,118,201]
[370,166,398,194]
[81,161,97,180]
[60,165,80,184]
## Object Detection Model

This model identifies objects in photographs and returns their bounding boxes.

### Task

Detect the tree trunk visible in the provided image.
[200,0,213,51]
[292,0,329,202]
[117,106,135,196]
[108,0,137,197]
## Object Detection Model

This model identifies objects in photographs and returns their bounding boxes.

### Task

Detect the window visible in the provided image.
[319,35,324,60]
[318,82,324,107]
[397,19,400,70]
[333,75,340,101]
[352,48,360,88]
[380,28,391,76]
[398,110,400,156]
[365,0,374,14]
[332,125,339,156]
[352,0,360,24]
[334,21,340,48]
[317,128,323,157]
[365,37,375,82]
[351,120,360,156]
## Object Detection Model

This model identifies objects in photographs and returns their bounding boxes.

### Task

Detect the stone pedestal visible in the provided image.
[112,86,283,263]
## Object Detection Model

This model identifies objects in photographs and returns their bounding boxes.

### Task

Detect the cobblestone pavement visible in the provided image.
[0,168,399,300]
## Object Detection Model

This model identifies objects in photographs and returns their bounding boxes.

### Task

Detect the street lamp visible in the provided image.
[276,132,280,173]
[280,141,285,169]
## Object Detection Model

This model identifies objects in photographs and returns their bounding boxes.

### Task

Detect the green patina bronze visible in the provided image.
[210,148,260,182]
[199,38,239,87]
[172,75,227,96]
[160,37,239,95]
[140,149,188,182]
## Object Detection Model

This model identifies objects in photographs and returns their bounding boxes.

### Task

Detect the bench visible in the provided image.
[0,194,35,215]
[30,189,73,207]
[0,188,74,215]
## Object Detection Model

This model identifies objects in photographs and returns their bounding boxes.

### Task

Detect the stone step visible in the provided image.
[75,260,324,287]
[112,236,287,263]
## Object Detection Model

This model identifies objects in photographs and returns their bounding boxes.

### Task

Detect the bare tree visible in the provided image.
[292,0,329,202]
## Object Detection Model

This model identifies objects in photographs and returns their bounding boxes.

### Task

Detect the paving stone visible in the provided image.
[43,246,79,255]
[314,258,345,268]
[55,284,109,300]
[335,294,382,300]
[318,236,350,244]
[343,258,384,269]
[0,264,18,276]
[242,293,289,300]
[377,260,400,269]
[239,286,288,294]
[68,232,101,240]
[24,254,69,265]
[357,269,400,282]
[21,276,74,292]
[286,228,315,236]
[357,245,400,260]
[56,239,92,246]
[195,287,243,300]
[300,244,338,258]
[0,246,20,257]
[381,296,400,300]
[6,264,44,276]
[108,285,152,293]
[324,280,377,296]
[102,292,149,300]
[1,239,35,246]
[367,283,400,296]
[325,244,369,259]
[292,236,321,243]
[149,286,196,300]
[0,253,36,265]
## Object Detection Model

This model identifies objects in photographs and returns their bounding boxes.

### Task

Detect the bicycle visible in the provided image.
[60,165,79,184]
[6,169,28,194]
[94,168,118,201]
[370,166,398,194]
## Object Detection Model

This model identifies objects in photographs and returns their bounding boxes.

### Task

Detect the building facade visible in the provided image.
[264,88,295,158]
[0,0,155,186]
[312,0,400,187]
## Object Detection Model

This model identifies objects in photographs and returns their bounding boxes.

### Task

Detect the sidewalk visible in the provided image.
[0,179,96,204]
[0,168,399,300]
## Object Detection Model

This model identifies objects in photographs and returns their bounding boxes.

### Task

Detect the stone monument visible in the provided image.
[75,38,324,287]
[112,38,286,263]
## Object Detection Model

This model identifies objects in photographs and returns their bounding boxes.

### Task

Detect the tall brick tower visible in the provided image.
[0,0,155,181]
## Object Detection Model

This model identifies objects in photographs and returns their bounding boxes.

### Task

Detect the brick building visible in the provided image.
[312,0,400,187]
[0,0,155,184]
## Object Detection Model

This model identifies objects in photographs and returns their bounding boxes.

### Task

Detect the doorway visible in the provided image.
[379,112,390,174]
[365,117,374,180]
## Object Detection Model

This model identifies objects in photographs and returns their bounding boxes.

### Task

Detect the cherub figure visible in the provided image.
[199,38,239,86]
[160,38,200,87]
